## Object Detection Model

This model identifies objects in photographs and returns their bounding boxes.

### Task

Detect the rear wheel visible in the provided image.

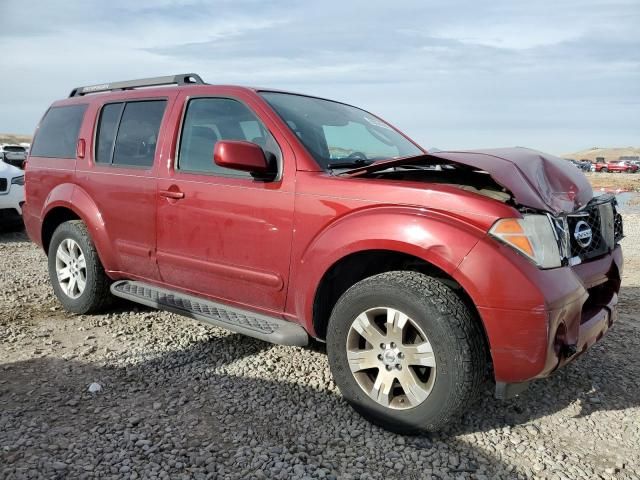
[48,220,112,314]
[601,167,608,172]
[326,271,486,433]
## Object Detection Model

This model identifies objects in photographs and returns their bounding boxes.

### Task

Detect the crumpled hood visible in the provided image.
[346,147,593,214]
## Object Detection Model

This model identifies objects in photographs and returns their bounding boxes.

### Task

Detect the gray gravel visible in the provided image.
[1,213,639,480]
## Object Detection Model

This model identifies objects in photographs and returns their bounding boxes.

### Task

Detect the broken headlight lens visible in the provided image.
[489,215,562,269]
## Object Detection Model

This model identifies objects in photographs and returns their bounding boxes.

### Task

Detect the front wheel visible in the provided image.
[48,220,112,314]
[601,167,608,173]
[326,271,487,434]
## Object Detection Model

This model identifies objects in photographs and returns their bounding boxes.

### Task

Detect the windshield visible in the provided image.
[260,92,423,170]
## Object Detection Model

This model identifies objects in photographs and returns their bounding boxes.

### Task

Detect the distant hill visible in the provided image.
[0,133,32,144]
[562,147,640,162]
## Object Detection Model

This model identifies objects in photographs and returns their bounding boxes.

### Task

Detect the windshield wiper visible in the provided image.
[327,159,373,169]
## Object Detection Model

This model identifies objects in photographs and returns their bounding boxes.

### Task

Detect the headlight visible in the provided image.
[489,215,561,269]
[11,175,25,186]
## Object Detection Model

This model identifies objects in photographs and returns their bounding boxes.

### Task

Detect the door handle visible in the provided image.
[159,189,185,200]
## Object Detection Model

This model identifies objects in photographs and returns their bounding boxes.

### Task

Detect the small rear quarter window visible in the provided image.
[30,104,87,158]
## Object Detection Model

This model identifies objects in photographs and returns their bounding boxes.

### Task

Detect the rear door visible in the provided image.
[155,91,296,313]
[76,94,176,280]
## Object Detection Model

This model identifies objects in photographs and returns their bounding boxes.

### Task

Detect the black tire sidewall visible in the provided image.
[48,222,102,314]
[327,276,470,433]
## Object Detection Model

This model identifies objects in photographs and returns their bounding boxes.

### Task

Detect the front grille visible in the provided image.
[614,210,624,243]
[0,178,7,193]
[567,208,603,258]
[567,202,613,261]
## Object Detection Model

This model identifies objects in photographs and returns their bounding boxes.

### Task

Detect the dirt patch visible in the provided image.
[586,172,640,192]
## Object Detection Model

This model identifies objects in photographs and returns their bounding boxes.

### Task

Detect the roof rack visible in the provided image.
[68,73,205,97]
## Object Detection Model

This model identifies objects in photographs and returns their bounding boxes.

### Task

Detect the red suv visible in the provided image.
[24,74,624,433]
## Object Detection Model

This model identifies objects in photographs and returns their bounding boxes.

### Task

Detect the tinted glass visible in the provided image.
[112,100,166,167]
[178,98,280,176]
[95,103,123,163]
[260,92,422,169]
[30,105,87,158]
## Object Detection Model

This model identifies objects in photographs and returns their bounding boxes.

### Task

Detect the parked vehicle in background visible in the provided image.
[0,144,28,169]
[567,159,591,172]
[0,158,25,226]
[594,160,638,173]
[23,73,624,433]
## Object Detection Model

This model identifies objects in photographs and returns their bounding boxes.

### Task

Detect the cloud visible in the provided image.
[0,0,638,153]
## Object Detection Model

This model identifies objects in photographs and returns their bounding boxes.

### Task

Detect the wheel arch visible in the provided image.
[312,249,486,338]
[40,185,117,272]
[292,207,488,334]
[41,206,81,254]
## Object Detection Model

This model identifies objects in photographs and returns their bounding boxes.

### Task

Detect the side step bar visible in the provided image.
[110,280,308,347]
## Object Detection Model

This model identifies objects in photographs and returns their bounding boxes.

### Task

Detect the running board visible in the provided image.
[110,280,308,347]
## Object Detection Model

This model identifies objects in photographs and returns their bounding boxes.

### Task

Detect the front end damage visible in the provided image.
[345,147,624,398]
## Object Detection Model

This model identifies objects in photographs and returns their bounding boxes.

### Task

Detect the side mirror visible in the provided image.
[213,140,275,179]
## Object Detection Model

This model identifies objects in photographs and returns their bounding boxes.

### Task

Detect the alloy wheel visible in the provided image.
[55,238,87,299]
[346,307,437,410]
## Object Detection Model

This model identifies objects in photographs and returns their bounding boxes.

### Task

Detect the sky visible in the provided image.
[0,0,638,155]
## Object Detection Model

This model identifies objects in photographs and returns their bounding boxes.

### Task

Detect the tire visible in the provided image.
[48,220,112,314]
[326,271,486,434]
[601,167,608,173]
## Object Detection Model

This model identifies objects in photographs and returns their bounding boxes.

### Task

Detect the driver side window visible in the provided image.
[178,98,281,177]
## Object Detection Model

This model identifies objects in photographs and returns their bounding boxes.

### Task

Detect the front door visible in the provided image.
[155,93,295,314]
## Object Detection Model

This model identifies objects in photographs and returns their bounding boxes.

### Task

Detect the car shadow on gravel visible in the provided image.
[1,334,515,479]
[0,222,27,242]
[445,285,640,436]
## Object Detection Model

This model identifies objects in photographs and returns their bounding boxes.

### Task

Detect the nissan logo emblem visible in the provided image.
[574,220,593,248]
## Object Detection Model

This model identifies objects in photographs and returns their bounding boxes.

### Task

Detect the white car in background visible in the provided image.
[0,159,25,225]
[0,144,28,169]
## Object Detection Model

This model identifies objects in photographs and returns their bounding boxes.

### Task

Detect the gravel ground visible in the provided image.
[1,211,639,480]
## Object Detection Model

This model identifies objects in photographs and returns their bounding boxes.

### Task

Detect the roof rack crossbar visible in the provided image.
[69,73,205,97]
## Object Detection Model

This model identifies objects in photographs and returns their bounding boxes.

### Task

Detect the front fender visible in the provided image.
[41,184,118,272]
[291,206,486,334]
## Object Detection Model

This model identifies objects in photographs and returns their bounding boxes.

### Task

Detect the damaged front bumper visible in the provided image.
[493,247,622,398]
[455,196,623,399]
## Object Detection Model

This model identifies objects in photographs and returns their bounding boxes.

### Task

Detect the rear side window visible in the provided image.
[95,100,166,167]
[30,105,87,158]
